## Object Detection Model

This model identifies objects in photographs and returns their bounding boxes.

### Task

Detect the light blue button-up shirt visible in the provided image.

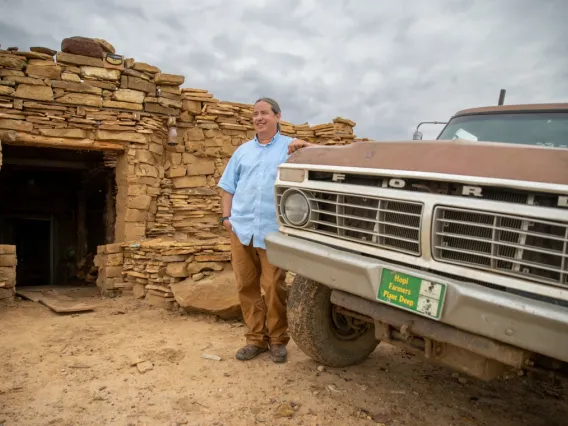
[218,131,294,249]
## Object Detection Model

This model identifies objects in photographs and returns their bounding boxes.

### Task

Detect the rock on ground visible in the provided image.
[170,273,242,320]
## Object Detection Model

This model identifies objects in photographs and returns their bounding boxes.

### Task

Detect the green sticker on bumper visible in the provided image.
[377,269,446,320]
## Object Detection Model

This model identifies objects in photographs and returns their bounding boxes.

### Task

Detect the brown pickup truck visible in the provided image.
[265,103,568,381]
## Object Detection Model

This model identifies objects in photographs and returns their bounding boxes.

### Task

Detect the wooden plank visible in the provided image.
[3,131,125,151]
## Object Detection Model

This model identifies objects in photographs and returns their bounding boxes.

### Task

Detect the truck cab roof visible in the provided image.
[455,103,568,117]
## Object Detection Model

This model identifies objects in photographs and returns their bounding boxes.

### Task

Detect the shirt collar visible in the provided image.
[254,131,280,146]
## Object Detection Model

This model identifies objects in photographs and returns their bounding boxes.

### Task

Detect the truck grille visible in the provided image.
[432,206,568,287]
[277,187,423,255]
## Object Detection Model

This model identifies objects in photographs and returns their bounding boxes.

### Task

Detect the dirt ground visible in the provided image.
[0,286,566,426]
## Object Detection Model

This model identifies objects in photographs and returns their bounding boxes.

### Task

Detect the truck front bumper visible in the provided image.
[265,232,568,364]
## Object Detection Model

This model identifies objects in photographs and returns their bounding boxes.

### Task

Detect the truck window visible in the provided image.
[437,112,568,149]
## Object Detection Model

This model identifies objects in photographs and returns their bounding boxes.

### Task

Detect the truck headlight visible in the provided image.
[281,189,311,226]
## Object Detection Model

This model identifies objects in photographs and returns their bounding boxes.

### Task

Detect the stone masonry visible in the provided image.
[0,36,369,306]
[0,245,17,301]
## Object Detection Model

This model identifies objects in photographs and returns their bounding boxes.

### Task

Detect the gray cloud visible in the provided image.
[1,0,566,140]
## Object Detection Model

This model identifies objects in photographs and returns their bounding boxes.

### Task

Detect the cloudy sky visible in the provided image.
[1,0,566,140]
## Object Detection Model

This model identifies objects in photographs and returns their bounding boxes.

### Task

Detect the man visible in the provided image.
[218,97,311,363]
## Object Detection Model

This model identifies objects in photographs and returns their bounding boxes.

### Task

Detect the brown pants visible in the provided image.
[230,230,289,348]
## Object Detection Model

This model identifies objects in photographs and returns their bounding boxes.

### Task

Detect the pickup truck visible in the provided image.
[265,103,568,381]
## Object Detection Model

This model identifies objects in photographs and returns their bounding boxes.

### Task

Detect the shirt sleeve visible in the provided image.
[218,150,240,194]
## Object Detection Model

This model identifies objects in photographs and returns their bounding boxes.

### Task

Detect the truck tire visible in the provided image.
[287,275,380,368]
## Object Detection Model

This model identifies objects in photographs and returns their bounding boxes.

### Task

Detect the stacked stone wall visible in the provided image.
[0,36,366,304]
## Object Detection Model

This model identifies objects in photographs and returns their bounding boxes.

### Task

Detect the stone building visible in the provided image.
[0,36,363,307]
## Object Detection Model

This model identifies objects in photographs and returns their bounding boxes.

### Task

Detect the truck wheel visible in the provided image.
[287,275,380,367]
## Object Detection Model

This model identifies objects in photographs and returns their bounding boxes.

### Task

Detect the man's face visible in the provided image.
[253,101,279,134]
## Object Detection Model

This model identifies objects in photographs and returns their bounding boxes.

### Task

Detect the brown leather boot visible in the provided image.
[269,344,287,363]
[235,344,268,361]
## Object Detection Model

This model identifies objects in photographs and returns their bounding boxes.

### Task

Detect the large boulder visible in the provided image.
[61,36,105,58]
[170,275,242,320]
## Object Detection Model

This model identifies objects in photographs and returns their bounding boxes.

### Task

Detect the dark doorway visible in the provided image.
[0,145,116,286]
[7,217,51,287]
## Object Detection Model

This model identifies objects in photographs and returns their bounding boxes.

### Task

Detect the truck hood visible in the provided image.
[287,139,568,186]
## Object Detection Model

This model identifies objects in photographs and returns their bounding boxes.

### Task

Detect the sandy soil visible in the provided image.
[0,287,566,426]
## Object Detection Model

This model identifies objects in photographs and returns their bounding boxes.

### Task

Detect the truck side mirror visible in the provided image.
[412,131,423,140]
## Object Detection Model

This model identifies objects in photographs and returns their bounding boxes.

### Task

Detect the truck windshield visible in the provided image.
[437,112,568,149]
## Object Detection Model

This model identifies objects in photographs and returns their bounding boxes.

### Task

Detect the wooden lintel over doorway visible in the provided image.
[0,130,125,152]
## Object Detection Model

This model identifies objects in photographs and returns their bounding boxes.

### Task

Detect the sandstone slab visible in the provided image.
[96,129,146,143]
[132,62,160,74]
[123,68,148,79]
[185,128,207,143]
[57,51,104,67]
[158,96,182,109]
[4,76,48,86]
[0,118,34,132]
[62,36,105,58]
[0,54,26,70]
[103,266,123,278]
[0,70,25,77]
[168,166,186,178]
[187,161,215,176]
[102,100,143,111]
[0,288,15,300]
[26,64,62,79]
[144,102,179,115]
[112,89,145,103]
[39,128,87,139]
[52,80,102,95]
[166,262,189,278]
[80,66,120,81]
[57,93,102,107]
[133,283,146,299]
[127,76,156,94]
[61,72,81,82]
[136,150,155,164]
[14,84,54,101]
[187,261,224,275]
[85,80,118,91]
[182,100,202,114]
[136,163,158,178]
[0,246,16,255]
[27,59,56,66]
[170,276,241,320]
[0,86,14,96]
[158,85,181,95]
[154,73,184,86]
[0,267,16,287]
[15,50,53,60]
[0,255,16,267]
[127,195,152,210]
[172,175,207,188]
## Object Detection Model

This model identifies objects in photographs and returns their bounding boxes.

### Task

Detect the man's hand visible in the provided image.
[223,218,232,232]
[288,138,312,155]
